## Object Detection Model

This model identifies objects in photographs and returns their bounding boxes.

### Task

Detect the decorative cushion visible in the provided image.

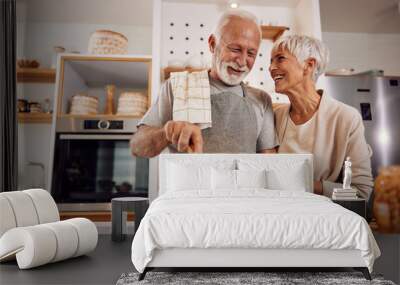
[23,189,59,224]
[42,221,79,262]
[0,218,97,269]
[0,191,39,227]
[0,189,59,236]
[0,225,57,268]
[0,189,98,269]
[65,218,98,257]
[0,196,16,237]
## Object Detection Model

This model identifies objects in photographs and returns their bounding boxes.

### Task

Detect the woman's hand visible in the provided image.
[314,180,323,195]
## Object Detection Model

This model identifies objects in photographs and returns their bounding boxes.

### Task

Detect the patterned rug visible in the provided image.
[116,271,396,285]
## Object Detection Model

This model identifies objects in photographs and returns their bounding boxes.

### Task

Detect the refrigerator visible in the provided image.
[324,75,400,178]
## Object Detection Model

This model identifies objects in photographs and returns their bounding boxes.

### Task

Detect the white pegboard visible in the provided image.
[161,2,218,69]
[158,1,299,103]
[162,19,213,67]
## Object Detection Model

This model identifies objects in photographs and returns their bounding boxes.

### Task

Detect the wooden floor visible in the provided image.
[0,235,134,285]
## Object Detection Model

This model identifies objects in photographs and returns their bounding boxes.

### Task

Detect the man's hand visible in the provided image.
[163,121,204,153]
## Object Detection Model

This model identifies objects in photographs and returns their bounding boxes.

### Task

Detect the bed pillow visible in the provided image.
[166,162,212,191]
[211,169,268,190]
[212,168,236,190]
[266,164,307,191]
[236,169,267,189]
[237,159,308,191]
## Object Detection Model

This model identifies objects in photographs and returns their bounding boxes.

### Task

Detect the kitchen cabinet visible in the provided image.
[54,54,152,120]
[48,54,152,202]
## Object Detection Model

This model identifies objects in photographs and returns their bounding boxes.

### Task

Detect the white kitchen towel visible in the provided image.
[170,70,212,129]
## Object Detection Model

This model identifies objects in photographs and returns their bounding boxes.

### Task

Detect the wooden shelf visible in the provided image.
[18,112,53,124]
[260,26,289,41]
[163,67,206,80]
[60,211,134,222]
[17,68,56,83]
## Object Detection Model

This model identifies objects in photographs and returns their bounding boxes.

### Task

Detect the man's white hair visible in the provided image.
[213,9,261,43]
[272,35,330,82]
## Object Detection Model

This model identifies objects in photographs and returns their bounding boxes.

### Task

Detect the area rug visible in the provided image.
[116,271,396,285]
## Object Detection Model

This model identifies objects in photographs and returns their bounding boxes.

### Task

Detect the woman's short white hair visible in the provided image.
[272,35,330,82]
[213,9,261,43]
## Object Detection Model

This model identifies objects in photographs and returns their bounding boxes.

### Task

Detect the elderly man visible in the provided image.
[131,10,277,157]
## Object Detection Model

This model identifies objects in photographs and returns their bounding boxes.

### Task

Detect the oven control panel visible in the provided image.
[84,120,124,130]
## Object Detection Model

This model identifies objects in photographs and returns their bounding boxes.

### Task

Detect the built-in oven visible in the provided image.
[51,118,148,211]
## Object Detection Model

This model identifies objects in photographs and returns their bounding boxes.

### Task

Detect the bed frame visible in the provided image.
[139,154,371,281]
[140,248,371,280]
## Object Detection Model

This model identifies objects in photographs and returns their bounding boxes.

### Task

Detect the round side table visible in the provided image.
[111,197,149,242]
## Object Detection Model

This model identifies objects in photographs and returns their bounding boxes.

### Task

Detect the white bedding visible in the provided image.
[131,190,380,273]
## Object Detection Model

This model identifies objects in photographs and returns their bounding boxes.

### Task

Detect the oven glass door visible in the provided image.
[52,133,148,203]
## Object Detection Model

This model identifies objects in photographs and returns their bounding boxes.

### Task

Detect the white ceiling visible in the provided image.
[16,0,299,25]
[16,0,153,26]
[320,0,400,34]
[165,0,299,7]
[17,0,400,34]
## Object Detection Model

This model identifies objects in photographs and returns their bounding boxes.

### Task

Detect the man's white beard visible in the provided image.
[216,55,250,86]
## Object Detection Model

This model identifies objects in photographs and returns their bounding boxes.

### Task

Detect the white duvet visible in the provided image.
[131,190,380,273]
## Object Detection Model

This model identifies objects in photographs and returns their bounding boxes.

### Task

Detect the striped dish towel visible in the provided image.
[170,70,212,129]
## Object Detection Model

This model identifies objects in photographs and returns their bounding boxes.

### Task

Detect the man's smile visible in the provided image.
[227,66,245,76]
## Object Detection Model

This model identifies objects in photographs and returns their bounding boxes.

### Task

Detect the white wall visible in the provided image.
[17,124,51,190]
[17,0,153,65]
[294,0,322,39]
[21,22,152,68]
[322,32,400,76]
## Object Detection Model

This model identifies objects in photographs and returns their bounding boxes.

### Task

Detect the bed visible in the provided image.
[131,154,380,280]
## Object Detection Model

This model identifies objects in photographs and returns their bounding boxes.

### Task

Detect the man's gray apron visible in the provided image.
[201,86,258,153]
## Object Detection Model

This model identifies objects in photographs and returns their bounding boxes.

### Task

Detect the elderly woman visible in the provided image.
[269,35,373,199]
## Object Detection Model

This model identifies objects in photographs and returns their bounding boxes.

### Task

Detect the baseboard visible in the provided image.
[60,211,135,222]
